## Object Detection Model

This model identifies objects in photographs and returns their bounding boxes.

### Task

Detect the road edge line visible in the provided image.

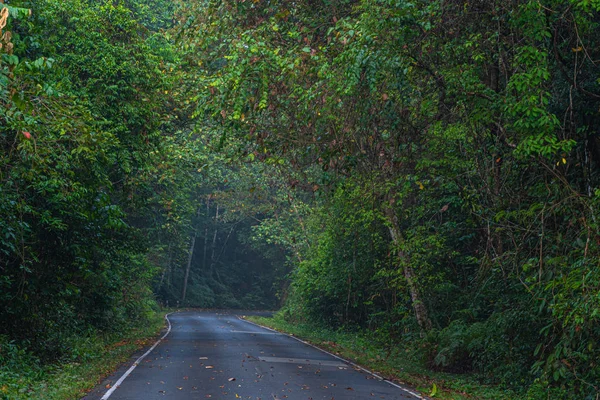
[238,316,427,400]
[100,313,173,400]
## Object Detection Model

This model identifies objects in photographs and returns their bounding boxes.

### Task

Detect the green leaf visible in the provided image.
[429,383,438,397]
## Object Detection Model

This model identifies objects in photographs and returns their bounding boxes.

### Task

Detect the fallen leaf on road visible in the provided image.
[206,366,214,369]
[228,378,236,381]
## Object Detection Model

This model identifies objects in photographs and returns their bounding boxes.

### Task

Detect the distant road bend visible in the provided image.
[84,311,423,400]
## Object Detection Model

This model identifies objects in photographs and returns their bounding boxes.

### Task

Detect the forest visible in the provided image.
[1,0,600,398]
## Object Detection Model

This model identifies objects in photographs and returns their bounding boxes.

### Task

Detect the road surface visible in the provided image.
[83,310,423,400]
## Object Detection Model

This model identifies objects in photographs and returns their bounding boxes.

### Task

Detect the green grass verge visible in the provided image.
[245,314,519,400]
[0,310,169,400]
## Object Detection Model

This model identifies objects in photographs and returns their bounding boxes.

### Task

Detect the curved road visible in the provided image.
[84,311,423,400]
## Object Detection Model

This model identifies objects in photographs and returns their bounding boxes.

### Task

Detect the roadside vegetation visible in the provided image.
[247,314,517,399]
[179,0,600,398]
[0,310,165,399]
[2,0,600,399]
[1,1,278,398]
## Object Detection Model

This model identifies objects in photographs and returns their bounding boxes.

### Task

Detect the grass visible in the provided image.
[0,310,168,400]
[244,314,520,400]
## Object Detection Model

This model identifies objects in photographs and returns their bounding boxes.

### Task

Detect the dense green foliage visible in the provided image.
[0,0,282,396]
[3,0,600,398]
[178,0,600,397]
[1,0,169,358]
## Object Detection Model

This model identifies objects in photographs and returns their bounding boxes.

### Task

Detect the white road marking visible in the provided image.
[238,316,427,400]
[257,356,347,367]
[100,313,172,400]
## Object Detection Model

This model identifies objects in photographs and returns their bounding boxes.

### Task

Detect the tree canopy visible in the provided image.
[2,0,600,398]
[177,0,600,397]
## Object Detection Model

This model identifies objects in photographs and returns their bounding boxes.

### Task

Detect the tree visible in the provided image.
[177,0,600,395]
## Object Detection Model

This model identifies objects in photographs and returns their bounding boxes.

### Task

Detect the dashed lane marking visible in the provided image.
[257,356,347,367]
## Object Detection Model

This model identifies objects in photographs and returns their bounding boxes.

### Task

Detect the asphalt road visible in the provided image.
[83,311,423,400]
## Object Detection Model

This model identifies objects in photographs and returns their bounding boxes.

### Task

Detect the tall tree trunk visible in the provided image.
[181,234,196,304]
[157,243,172,292]
[384,205,433,333]
[209,204,219,278]
[182,207,201,303]
[203,197,210,271]
[214,225,235,266]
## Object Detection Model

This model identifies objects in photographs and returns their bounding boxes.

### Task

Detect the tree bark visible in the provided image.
[209,204,219,278]
[214,225,235,266]
[203,197,210,271]
[181,234,196,304]
[157,243,171,292]
[384,205,433,333]
[182,207,202,303]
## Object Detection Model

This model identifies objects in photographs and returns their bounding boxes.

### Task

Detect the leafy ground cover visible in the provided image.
[0,311,167,400]
[246,314,518,400]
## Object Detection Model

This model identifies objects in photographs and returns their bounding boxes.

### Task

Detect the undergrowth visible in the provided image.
[245,313,520,400]
[0,311,166,400]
